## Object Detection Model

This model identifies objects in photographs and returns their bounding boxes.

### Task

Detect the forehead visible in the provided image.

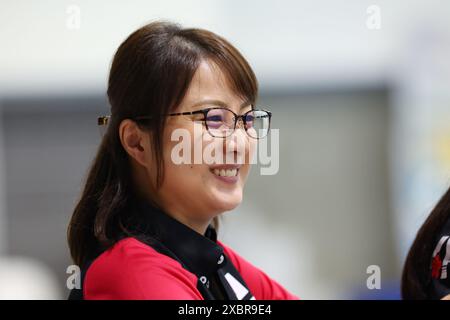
[180,60,246,111]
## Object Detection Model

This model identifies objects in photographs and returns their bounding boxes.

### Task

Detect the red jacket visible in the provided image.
[83,237,299,300]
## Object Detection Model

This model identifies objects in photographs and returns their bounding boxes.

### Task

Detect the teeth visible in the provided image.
[213,168,238,177]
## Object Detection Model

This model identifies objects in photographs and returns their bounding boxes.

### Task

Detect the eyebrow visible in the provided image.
[190,99,252,110]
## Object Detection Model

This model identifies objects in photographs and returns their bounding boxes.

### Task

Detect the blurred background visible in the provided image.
[1,0,450,299]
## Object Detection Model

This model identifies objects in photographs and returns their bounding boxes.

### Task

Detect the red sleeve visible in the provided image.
[218,241,299,300]
[84,238,203,300]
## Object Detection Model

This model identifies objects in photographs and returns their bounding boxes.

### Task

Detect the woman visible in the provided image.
[67,20,298,300]
[402,186,450,300]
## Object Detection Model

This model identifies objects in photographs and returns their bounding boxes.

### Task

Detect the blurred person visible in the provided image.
[402,186,450,300]
[67,21,297,300]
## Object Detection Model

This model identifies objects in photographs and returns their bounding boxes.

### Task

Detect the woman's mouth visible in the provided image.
[210,165,240,183]
[212,168,238,177]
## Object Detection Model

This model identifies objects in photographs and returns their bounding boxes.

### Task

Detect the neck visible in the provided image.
[133,168,214,236]
[140,191,213,235]
[168,212,213,236]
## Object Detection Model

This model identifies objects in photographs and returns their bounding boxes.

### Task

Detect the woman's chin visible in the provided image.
[208,189,243,213]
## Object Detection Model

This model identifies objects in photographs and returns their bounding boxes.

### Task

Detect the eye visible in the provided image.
[245,114,254,122]
[205,110,225,129]
[206,115,223,122]
[244,113,254,127]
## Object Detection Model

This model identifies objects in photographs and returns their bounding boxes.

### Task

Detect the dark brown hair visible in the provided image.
[401,187,450,299]
[67,20,258,267]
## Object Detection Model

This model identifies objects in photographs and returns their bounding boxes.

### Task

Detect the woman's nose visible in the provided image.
[223,120,248,163]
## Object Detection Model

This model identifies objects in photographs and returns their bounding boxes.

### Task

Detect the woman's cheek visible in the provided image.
[240,165,251,185]
[241,139,256,184]
[248,138,257,164]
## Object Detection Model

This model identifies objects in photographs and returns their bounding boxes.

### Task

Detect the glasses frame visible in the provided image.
[97,107,272,139]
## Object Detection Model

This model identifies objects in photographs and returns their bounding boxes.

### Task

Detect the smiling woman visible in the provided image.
[67,20,297,300]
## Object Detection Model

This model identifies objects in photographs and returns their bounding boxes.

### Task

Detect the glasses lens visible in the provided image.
[205,108,235,137]
[205,108,271,138]
[245,110,270,139]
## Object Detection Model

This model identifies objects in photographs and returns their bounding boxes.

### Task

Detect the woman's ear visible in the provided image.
[119,119,150,168]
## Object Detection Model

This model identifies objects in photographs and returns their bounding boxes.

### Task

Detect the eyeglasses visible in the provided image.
[98,107,272,139]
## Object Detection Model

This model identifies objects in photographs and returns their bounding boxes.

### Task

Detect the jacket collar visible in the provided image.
[128,196,224,278]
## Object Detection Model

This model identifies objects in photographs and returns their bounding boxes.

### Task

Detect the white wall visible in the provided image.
[2,0,450,97]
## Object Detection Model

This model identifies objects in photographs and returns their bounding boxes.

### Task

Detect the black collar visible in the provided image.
[127,196,225,279]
